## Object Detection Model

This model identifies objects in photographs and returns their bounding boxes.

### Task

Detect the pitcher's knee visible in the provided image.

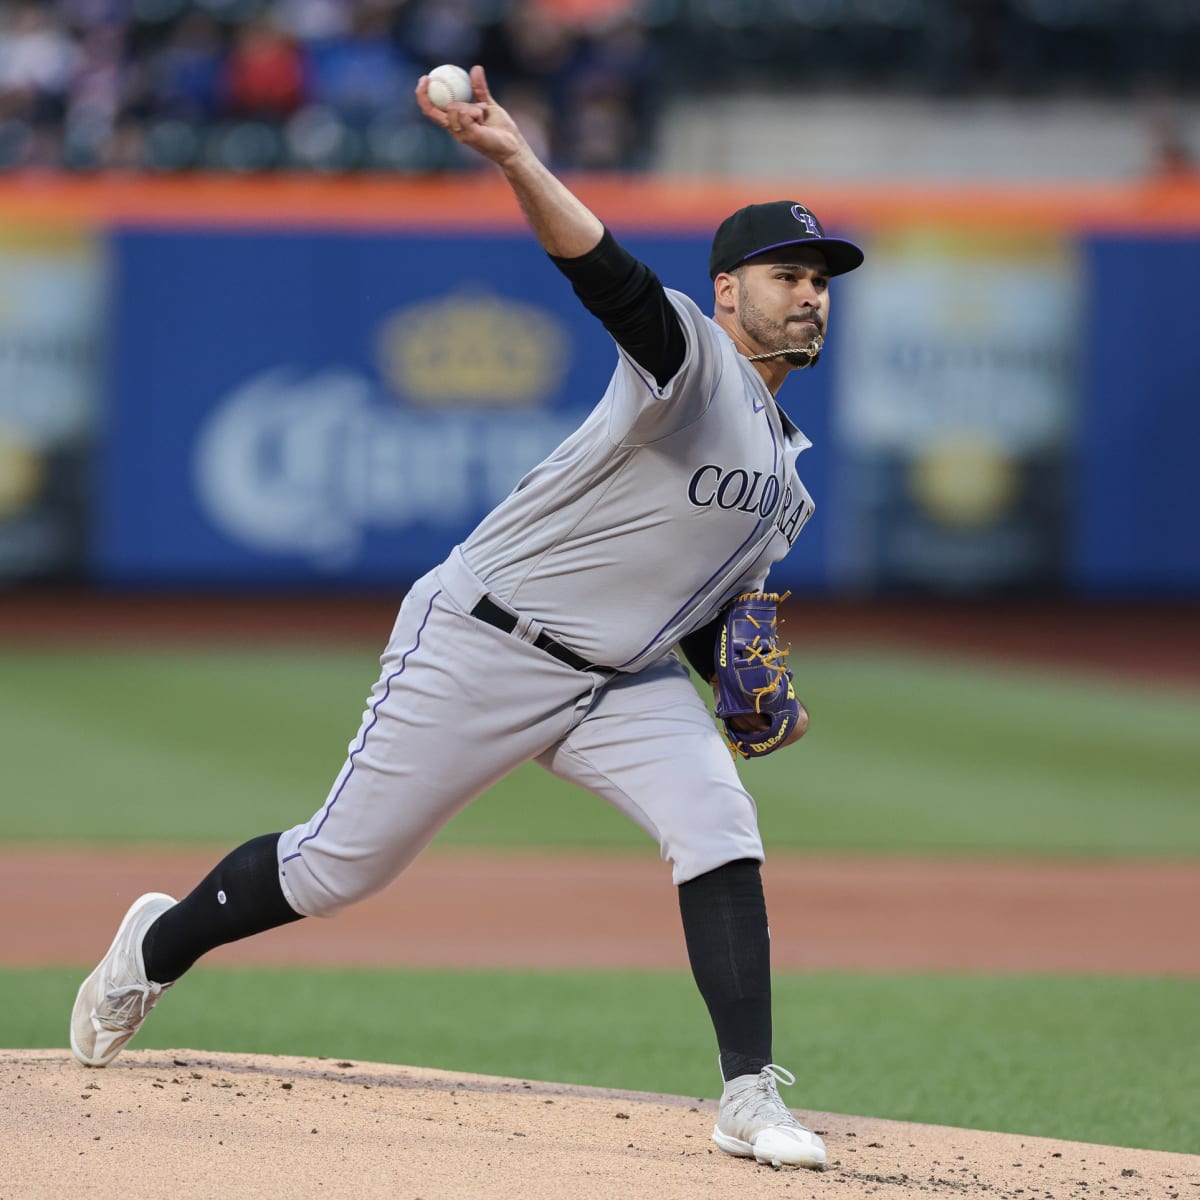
[278,844,402,918]
[664,817,765,886]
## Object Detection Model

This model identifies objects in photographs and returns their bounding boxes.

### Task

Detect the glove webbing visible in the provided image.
[734,591,791,713]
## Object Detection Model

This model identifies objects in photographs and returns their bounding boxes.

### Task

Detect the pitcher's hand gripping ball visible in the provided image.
[714,592,800,758]
[426,64,473,109]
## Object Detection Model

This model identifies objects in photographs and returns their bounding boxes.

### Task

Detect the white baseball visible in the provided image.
[427,64,473,110]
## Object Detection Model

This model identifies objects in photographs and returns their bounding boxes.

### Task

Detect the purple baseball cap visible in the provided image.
[709,201,865,279]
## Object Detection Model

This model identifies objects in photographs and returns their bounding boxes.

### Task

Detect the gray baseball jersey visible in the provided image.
[463,289,815,672]
[277,287,816,914]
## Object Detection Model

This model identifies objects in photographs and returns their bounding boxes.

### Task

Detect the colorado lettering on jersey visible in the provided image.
[687,464,813,547]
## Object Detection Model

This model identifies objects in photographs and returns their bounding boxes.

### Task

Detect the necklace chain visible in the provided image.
[746,334,824,363]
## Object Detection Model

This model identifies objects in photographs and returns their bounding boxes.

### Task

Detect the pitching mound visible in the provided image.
[4,1050,1193,1199]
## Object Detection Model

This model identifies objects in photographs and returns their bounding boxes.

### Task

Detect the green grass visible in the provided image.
[13,965,1198,1154]
[2,644,1198,855]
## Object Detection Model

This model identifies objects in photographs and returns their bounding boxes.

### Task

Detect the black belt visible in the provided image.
[471,595,598,673]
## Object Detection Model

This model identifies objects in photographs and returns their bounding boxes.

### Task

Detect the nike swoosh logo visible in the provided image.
[753,401,765,412]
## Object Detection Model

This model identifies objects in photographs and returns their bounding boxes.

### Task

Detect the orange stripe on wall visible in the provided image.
[0,173,1198,233]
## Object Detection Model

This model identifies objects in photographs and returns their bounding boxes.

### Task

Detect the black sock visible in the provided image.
[677,857,772,1083]
[141,833,303,984]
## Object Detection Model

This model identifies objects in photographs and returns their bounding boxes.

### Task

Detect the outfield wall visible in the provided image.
[1,175,1197,595]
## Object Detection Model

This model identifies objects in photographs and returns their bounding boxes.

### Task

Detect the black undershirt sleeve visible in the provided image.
[549,228,687,389]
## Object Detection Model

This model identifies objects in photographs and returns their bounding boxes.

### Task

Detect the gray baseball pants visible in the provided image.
[277,550,764,918]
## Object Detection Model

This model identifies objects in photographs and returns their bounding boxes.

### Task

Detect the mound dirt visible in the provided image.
[2,1049,1194,1200]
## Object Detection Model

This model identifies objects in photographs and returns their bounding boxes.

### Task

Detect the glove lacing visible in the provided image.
[733,591,792,714]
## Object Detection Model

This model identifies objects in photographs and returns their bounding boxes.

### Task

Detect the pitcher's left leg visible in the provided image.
[538,656,763,884]
[537,655,825,1169]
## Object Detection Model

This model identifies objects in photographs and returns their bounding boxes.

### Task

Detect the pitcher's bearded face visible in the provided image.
[733,250,830,369]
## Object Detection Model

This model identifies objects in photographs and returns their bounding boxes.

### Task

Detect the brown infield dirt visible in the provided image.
[3,591,1198,1196]
[6,848,1200,976]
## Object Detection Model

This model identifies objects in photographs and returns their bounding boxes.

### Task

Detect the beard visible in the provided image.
[779,340,823,369]
[738,290,825,370]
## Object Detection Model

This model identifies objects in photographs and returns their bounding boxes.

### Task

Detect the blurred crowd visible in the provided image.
[0,0,662,172]
[670,0,1200,98]
[0,0,1196,175]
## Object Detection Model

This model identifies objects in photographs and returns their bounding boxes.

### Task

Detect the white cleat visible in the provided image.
[70,892,177,1067]
[713,1063,827,1169]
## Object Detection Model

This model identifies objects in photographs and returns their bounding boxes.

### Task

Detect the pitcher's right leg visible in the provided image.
[71,573,595,1066]
[276,578,594,918]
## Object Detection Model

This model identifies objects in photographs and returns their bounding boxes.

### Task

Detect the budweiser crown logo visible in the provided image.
[376,289,570,408]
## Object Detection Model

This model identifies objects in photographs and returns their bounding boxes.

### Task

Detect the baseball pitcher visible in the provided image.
[70,64,864,1171]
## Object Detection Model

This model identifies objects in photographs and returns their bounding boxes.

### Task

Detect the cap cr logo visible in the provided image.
[790,205,820,237]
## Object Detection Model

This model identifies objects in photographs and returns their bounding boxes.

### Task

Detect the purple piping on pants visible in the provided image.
[281,588,441,863]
